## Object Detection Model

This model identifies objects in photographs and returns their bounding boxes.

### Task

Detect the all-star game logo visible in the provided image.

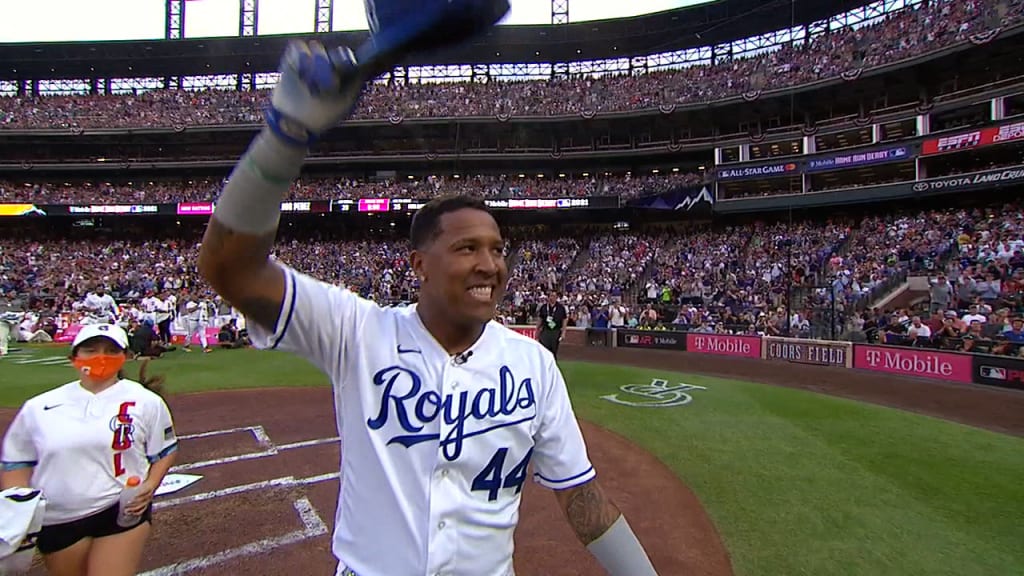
[600,378,706,408]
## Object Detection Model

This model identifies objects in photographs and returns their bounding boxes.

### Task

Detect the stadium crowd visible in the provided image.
[0,172,705,204]
[1,0,1019,129]
[2,201,1021,358]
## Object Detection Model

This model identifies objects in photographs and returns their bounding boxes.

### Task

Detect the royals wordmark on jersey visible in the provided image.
[248,266,595,576]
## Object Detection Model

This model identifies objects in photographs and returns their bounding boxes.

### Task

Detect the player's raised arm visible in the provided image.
[198,40,365,334]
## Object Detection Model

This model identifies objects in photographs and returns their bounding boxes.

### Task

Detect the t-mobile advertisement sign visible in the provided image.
[853,345,972,383]
[686,334,761,358]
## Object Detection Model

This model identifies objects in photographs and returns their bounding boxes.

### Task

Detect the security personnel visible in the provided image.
[537,291,568,359]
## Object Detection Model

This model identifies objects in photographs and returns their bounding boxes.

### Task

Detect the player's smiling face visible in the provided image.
[413,207,508,327]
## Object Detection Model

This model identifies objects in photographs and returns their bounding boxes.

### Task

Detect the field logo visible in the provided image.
[600,378,706,408]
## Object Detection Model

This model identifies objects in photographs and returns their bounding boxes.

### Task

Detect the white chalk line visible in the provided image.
[178,426,259,441]
[156,471,340,510]
[177,425,274,449]
[250,425,276,450]
[170,435,339,472]
[139,497,329,576]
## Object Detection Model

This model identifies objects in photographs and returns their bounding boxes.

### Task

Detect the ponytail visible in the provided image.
[136,358,167,396]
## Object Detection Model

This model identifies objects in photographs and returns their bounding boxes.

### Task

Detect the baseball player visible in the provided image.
[0,324,178,576]
[197,38,658,576]
[153,291,175,345]
[140,290,161,326]
[82,286,119,325]
[183,297,213,353]
[0,292,23,358]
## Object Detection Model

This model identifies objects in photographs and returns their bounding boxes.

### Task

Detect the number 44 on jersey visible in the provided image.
[471,447,533,501]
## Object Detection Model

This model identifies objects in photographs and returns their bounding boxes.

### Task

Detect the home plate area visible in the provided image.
[18,388,704,575]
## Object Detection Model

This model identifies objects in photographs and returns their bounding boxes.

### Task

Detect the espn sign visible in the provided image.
[971,355,1024,391]
[923,121,1024,156]
[927,131,982,154]
[853,345,972,383]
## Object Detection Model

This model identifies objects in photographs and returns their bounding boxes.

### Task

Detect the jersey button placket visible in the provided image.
[427,363,458,576]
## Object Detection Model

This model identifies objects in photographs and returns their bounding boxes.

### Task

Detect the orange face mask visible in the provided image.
[72,354,126,381]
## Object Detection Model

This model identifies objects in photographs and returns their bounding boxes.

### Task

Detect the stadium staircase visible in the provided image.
[505,240,524,272]
[789,228,858,313]
[559,237,592,292]
[627,236,671,306]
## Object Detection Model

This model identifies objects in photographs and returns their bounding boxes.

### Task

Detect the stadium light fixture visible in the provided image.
[672,168,679,172]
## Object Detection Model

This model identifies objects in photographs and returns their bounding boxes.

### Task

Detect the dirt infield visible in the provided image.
[562,346,1024,437]
[5,386,733,576]
[5,344,1022,576]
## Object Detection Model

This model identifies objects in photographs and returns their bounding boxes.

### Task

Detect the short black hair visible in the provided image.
[409,195,492,249]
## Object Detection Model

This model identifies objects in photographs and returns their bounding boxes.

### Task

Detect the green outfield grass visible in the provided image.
[1,344,1022,576]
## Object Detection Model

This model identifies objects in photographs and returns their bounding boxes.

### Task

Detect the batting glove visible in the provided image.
[266,40,365,148]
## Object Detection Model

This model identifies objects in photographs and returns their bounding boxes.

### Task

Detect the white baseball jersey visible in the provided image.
[84,292,119,320]
[141,296,159,314]
[249,267,595,576]
[194,301,212,324]
[140,296,160,324]
[1,380,178,525]
[185,301,200,321]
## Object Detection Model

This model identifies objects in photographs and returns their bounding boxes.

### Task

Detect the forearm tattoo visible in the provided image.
[563,481,621,545]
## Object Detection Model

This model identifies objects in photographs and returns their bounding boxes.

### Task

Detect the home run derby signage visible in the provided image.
[601,378,706,408]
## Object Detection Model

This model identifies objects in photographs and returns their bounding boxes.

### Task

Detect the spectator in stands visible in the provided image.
[961,320,993,353]
[929,274,953,314]
[993,317,1024,354]
[935,312,964,349]
[962,304,987,325]
[1,0,1018,128]
[907,316,932,346]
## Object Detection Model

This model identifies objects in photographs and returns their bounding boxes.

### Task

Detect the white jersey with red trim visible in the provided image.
[248,265,595,576]
[0,379,178,525]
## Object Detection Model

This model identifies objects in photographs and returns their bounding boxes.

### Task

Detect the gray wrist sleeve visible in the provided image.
[212,128,308,235]
[586,515,658,576]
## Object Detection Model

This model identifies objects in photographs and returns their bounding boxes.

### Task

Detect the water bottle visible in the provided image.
[116,476,143,528]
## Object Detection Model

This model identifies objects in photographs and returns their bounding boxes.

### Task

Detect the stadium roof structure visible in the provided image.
[0,0,867,81]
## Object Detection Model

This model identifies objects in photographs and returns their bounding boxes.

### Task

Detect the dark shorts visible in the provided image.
[36,502,153,555]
